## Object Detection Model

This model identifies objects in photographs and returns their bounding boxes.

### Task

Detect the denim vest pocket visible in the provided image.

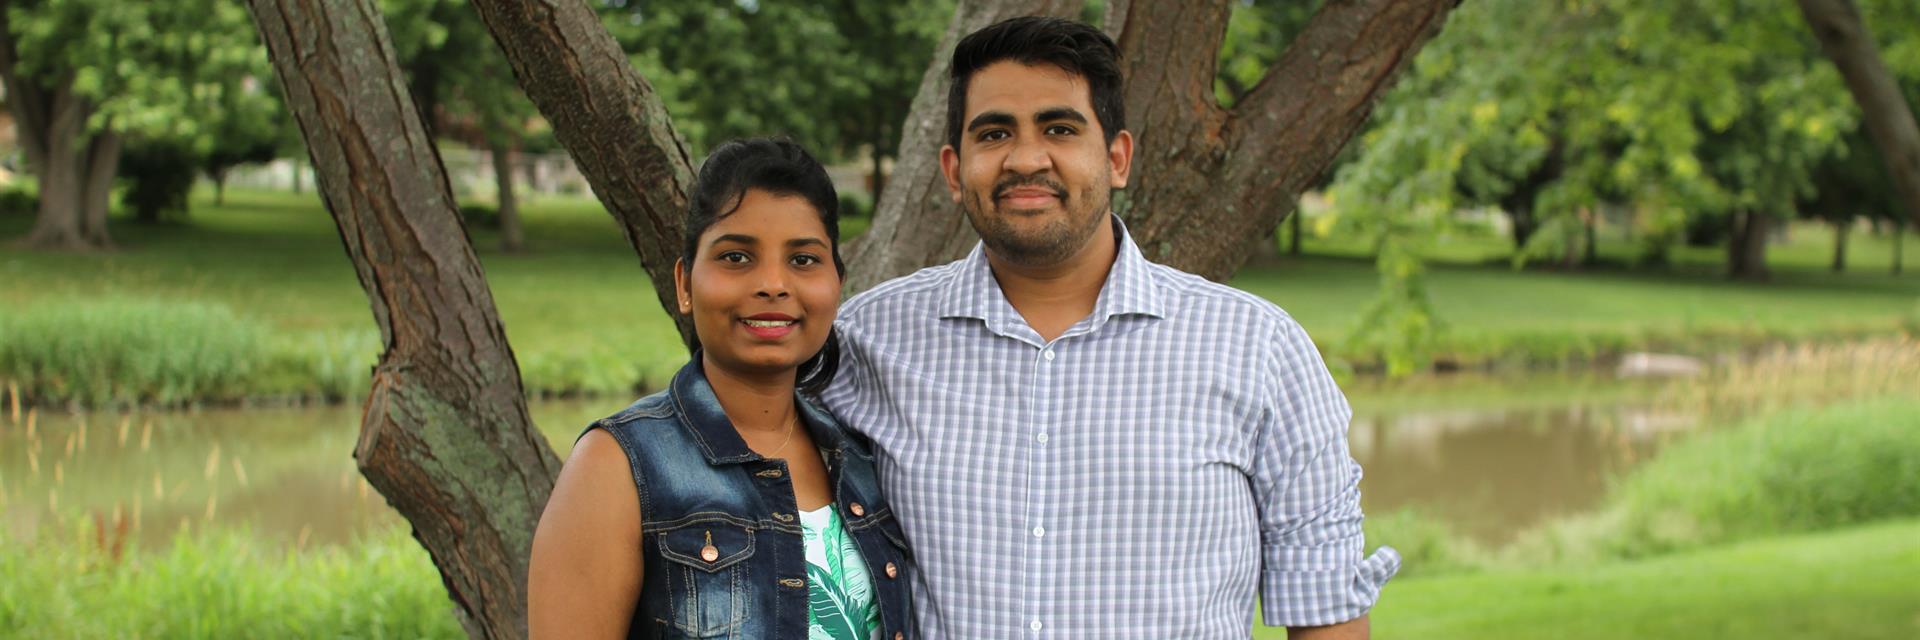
[656,523,755,637]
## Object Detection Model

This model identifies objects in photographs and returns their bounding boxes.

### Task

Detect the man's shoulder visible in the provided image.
[838,259,966,325]
[1141,260,1302,337]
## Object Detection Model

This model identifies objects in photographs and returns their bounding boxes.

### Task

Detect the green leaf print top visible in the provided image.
[799,504,881,640]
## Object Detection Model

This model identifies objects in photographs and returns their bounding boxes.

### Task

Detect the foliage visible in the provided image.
[118,140,199,222]
[0,298,265,407]
[596,0,950,168]
[1320,0,1920,372]
[0,523,461,639]
[6,0,268,142]
[0,182,37,217]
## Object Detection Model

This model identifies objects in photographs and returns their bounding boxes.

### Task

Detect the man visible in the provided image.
[821,16,1396,639]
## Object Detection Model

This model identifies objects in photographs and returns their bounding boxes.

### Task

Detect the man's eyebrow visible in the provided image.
[1035,107,1089,125]
[966,111,1017,133]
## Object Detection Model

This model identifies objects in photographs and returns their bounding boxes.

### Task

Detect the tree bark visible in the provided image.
[1103,0,1460,280]
[490,139,525,253]
[841,0,1083,292]
[1832,217,1849,272]
[1729,211,1772,281]
[79,129,120,247]
[246,2,561,639]
[1798,0,1920,229]
[464,0,700,347]
[1894,219,1905,276]
[22,87,92,250]
[1289,206,1303,255]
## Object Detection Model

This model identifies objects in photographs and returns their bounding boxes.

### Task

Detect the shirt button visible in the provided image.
[1032,526,1045,538]
[1035,432,1049,444]
[1042,349,1055,362]
[1030,619,1043,631]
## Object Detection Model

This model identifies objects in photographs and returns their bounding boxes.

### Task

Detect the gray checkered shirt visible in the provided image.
[821,217,1398,639]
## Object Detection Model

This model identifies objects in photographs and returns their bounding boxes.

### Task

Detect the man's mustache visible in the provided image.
[992,176,1067,201]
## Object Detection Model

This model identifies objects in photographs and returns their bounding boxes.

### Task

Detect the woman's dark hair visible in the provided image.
[681,137,843,394]
[945,16,1126,152]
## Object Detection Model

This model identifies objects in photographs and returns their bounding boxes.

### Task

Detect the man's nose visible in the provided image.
[1003,136,1054,175]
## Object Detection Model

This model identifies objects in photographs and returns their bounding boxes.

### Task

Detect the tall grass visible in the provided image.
[0,299,266,407]
[0,522,461,639]
[0,299,387,408]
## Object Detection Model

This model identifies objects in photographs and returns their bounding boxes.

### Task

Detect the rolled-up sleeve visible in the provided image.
[1250,317,1399,627]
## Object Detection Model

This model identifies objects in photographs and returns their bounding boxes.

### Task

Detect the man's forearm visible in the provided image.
[1288,615,1369,640]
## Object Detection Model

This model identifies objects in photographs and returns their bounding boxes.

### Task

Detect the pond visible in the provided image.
[0,374,1703,550]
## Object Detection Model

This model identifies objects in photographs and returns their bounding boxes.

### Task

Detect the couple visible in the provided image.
[528,17,1397,640]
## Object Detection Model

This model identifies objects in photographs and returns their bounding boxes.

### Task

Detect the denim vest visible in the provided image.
[590,361,916,639]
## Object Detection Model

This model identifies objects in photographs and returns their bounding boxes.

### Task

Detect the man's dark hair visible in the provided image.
[945,16,1125,153]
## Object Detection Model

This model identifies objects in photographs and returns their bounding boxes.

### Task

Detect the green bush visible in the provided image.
[0,182,36,217]
[0,299,266,407]
[0,523,461,639]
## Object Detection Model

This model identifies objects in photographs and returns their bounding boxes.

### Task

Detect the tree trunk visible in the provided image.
[214,172,229,206]
[246,2,561,639]
[1798,0,1920,229]
[22,89,92,250]
[490,139,525,253]
[1583,208,1597,266]
[1894,219,1905,276]
[465,0,702,347]
[1832,217,1849,272]
[1289,206,1302,255]
[522,153,540,194]
[1729,211,1771,281]
[79,129,121,247]
[292,161,304,193]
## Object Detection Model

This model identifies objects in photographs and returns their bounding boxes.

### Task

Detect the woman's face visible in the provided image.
[676,189,840,378]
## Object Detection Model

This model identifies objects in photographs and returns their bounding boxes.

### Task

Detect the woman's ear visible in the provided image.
[673,258,691,313]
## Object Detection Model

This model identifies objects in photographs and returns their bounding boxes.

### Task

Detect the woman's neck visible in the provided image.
[699,353,798,434]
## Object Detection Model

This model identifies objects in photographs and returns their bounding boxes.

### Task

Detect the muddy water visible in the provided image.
[0,378,1703,549]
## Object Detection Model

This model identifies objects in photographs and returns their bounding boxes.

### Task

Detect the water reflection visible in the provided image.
[2,384,1705,550]
[1351,403,1695,545]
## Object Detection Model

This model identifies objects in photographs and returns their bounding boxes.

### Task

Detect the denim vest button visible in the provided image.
[884,562,898,578]
[849,503,866,517]
[773,512,794,523]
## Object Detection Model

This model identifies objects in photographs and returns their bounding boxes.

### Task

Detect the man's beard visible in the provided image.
[962,173,1110,268]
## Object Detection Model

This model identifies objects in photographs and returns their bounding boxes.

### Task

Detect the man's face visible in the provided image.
[941,61,1132,268]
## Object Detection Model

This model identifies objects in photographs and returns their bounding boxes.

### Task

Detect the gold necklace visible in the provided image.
[761,415,798,458]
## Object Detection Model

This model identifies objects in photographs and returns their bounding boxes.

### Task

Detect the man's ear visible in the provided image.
[940,145,964,204]
[673,258,691,313]
[1107,129,1134,189]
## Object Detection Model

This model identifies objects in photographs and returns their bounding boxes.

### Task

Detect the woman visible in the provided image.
[529,138,913,640]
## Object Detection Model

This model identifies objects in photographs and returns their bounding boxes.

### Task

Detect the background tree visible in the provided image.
[596,0,951,203]
[383,0,541,252]
[0,0,263,249]
[245,1,560,637]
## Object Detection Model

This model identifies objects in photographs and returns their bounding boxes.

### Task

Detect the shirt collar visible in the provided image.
[937,214,1166,326]
[669,359,870,466]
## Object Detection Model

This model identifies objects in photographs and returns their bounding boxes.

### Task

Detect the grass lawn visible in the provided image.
[1255,519,1920,639]
[3,188,1917,397]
